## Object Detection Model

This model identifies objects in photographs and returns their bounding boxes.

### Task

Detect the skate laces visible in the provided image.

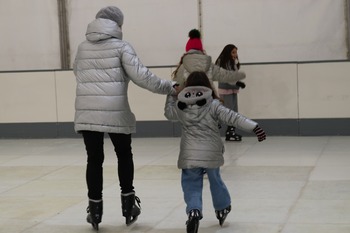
[216,206,231,217]
[134,196,141,209]
[187,209,202,221]
[86,206,102,218]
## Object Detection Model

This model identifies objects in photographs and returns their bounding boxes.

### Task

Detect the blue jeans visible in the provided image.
[181,167,231,215]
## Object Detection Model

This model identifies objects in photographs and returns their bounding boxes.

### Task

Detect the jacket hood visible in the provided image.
[177,86,213,123]
[182,52,212,73]
[178,86,212,105]
[85,18,123,42]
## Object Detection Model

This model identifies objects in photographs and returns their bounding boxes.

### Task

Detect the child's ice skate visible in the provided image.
[225,127,242,142]
[215,205,231,226]
[186,209,202,233]
[225,132,242,141]
[86,200,103,230]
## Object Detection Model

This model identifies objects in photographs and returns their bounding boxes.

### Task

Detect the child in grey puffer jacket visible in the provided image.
[164,71,266,233]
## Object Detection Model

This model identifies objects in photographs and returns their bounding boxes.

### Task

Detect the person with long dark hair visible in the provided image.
[215,44,246,141]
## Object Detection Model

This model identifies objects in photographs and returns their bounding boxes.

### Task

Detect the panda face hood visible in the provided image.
[176,86,213,123]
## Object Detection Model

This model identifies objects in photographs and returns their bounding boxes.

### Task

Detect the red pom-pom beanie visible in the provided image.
[185,29,203,52]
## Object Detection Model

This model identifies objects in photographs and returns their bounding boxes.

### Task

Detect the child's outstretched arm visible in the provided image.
[214,101,266,142]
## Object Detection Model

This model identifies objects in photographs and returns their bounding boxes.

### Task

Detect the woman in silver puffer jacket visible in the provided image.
[73,6,175,229]
[164,71,266,232]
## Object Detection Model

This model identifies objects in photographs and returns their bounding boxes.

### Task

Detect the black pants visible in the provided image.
[82,131,135,200]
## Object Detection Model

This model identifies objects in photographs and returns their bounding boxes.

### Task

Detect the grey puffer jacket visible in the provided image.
[74,18,175,134]
[173,50,246,89]
[164,86,257,169]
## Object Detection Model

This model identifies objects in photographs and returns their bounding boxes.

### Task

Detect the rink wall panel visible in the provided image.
[0,61,349,138]
[1,0,346,70]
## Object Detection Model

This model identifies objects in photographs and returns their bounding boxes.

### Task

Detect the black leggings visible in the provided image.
[82,131,134,200]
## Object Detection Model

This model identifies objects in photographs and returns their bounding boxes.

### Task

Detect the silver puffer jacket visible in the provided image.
[173,50,246,89]
[74,18,175,134]
[164,86,257,169]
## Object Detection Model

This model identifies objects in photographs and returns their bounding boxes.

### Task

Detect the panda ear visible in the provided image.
[196,99,206,106]
[177,101,187,110]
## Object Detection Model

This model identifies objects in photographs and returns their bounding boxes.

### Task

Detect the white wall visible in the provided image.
[298,62,350,118]
[0,72,57,123]
[1,62,349,124]
[0,0,60,70]
[0,0,347,71]
[203,0,347,62]
[68,0,198,67]
[237,64,299,119]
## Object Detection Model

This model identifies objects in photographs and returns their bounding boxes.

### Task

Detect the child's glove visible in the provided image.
[253,125,266,142]
[236,81,246,89]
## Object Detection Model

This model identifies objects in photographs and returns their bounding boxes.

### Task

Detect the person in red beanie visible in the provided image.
[172,29,246,93]
[185,29,204,52]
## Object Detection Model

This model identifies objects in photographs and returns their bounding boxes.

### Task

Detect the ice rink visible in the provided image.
[1,136,350,233]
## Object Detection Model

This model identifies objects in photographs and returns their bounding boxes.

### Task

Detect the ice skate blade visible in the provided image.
[186,219,199,233]
[92,222,99,231]
[219,217,227,226]
[126,216,138,226]
[225,136,242,142]
[87,216,99,231]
